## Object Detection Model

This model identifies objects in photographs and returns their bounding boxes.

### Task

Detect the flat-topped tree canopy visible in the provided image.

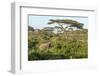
[48,19,84,29]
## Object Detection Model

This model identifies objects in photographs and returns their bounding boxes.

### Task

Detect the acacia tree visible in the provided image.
[48,19,84,39]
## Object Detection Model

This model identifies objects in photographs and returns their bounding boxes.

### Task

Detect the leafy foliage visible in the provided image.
[28,27,88,60]
[28,19,88,60]
[28,26,34,31]
[48,19,84,30]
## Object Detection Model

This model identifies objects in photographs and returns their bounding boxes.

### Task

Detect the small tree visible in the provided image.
[42,27,54,31]
[28,26,34,31]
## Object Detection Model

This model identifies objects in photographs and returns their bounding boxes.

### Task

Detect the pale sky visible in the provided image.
[28,15,88,29]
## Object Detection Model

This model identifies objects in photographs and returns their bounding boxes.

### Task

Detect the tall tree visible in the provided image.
[48,19,84,33]
[48,19,84,39]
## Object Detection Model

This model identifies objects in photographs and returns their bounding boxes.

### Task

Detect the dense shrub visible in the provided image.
[28,30,88,60]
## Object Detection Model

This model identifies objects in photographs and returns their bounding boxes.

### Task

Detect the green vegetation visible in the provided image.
[28,19,88,61]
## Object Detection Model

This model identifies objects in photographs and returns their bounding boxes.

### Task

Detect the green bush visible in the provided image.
[28,30,88,60]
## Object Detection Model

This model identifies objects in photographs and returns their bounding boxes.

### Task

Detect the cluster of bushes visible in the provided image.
[28,29,88,61]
